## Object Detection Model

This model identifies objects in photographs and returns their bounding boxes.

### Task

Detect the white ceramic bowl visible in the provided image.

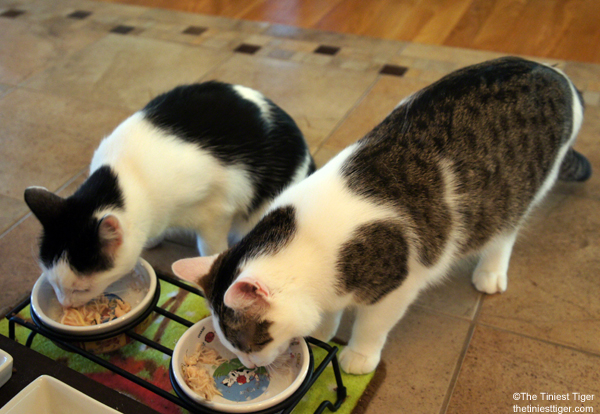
[0,348,13,388]
[172,317,310,413]
[0,375,121,414]
[30,259,157,337]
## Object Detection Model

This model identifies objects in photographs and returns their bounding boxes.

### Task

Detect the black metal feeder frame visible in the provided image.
[6,271,347,414]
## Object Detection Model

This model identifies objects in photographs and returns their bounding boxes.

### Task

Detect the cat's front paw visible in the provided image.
[338,347,380,375]
[472,269,507,294]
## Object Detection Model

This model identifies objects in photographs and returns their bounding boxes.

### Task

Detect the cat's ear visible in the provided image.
[224,276,270,313]
[24,186,66,226]
[172,256,218,294]
[98,214,123,257]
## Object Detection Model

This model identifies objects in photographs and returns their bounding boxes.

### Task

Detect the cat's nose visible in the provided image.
[58,296,73,308]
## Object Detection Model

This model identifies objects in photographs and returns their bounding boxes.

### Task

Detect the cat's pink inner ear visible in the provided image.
[224,277,270,311]
[98,214,123,257]
[171,256,217,292]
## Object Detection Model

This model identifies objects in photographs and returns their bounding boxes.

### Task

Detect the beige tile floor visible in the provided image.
[1,1,599,413]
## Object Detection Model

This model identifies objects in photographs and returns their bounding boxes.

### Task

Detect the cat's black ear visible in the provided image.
[24,186,66,226]
[98,214,123,258]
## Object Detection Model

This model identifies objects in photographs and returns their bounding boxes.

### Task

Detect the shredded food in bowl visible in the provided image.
[60,294,131,326]
[183,344,227,400]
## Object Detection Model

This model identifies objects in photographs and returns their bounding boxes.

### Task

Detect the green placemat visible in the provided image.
[1,280,378,413]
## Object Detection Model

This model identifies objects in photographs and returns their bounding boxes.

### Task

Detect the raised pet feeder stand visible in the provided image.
[6,271,347,414]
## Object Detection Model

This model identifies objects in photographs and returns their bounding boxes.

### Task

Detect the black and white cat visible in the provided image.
[25,81,315,308]
[172,57,591,375]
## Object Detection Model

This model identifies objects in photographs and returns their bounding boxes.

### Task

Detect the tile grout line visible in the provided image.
[8,4,424,124]
[0,167,88,241]
[17,84,134,114]
[438,293,485,414]
[196,48,239,83]
[439,288,600,414]
[411,303,479,324]
[14,20,112,89]
[0,212,32,241]
[314,74,384,154]
[56,166,89,195]
[476,321,600,359]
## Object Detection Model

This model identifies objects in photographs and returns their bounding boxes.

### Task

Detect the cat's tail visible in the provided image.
[559,148,592,181]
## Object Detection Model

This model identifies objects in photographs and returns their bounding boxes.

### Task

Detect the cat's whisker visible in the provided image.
[264,351,293,377]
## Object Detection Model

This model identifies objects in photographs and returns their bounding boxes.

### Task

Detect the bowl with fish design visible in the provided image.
[30,258,158,351]
[171,316,312,413]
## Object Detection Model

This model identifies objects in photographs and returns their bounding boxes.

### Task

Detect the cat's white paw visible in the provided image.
[338,347,380,375]
[472,269,507,294]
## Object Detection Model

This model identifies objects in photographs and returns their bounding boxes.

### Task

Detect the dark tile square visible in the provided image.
[379,64,408,77]
[67,10,92,20]
[314,45,340,56]
[0,9,25,18]
[110,25,135,35]
[182,26,208,36]
[234,44,262,54]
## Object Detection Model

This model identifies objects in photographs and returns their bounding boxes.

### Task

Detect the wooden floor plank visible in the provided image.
[470,0,528,54]
[241,0,345,28]
[412,0,474,44]
[549,0,600,63]
[314,0,392,38]
[444,0,499,51]
[497,0,570,58]
[97,0,600,63]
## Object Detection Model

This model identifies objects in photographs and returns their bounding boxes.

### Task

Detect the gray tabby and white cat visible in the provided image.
[25,81,315,308]
[172,57,591,375]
